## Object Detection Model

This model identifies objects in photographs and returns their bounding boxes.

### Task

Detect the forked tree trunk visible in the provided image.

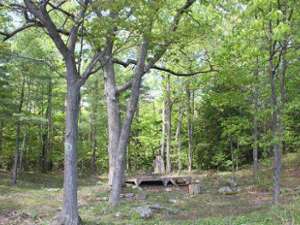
[110,39,148,206]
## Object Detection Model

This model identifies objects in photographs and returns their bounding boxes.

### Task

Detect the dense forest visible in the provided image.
[0,0,300,225]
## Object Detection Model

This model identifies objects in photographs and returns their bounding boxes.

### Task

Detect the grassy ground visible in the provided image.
[1,153,300,225]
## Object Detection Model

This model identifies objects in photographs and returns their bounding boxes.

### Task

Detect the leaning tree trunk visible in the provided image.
[165,74,172,174]
[11,76,25,185]
[110,39,148,206]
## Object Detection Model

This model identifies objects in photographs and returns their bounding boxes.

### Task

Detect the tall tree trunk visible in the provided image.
[0,121,3,153]
[40,78,53,172]
[60,59,81,225]
[165,75,172,174]
[279,41,288,153]
[253,115,259,178]
[186,85,193,172]
[18,131,27,172]
[110,39,148,206]
[253,58,260,180]
[230,137,235,177]
[175,107,183,172]
[11,76,25,185]
[102,45,121,185]
[160,99,166,160]
[268,38,281,205]
[90,79,98,174]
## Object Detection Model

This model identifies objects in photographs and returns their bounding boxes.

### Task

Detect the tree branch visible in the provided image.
[0,23,36,41]
[77,51,104,87]
[24,0,69,59]
[48,1,75,20]
[114,58,217,94]
[145,0,196,71]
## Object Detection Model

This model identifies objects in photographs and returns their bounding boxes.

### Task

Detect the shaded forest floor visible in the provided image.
[1,153,300,225]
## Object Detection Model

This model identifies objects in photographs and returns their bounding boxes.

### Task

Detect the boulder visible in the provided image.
[218,186,240,195]
[133,206,153,219]
[226,177,238,188]
[149,203,162,210]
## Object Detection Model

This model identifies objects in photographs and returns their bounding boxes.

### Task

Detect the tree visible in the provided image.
[1,1,104,223]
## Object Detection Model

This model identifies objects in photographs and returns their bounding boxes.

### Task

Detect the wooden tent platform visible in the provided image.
[126,175,192,187]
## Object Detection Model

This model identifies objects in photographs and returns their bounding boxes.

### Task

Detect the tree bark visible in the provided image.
[61,58,81,225]
[279,41,288,153]
[186,85,193,172]
[253,114,259,179]
[268,36,281,205]
[253,59,260,180]
[165,74,172,174]
[110,39,148,206]
[102,42,121,185]
[160,98,166,160]
[11,76,25,185]
[90,79,98,174]
[41,78,53,172]
[18,131,27,172]
[0,121,3,153]
[175,107,183,171]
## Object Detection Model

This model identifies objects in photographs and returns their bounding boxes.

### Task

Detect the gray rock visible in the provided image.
[218,186,240,195]
[149,203,162,210]
[226,177,238,188]
[133,206,153,219]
